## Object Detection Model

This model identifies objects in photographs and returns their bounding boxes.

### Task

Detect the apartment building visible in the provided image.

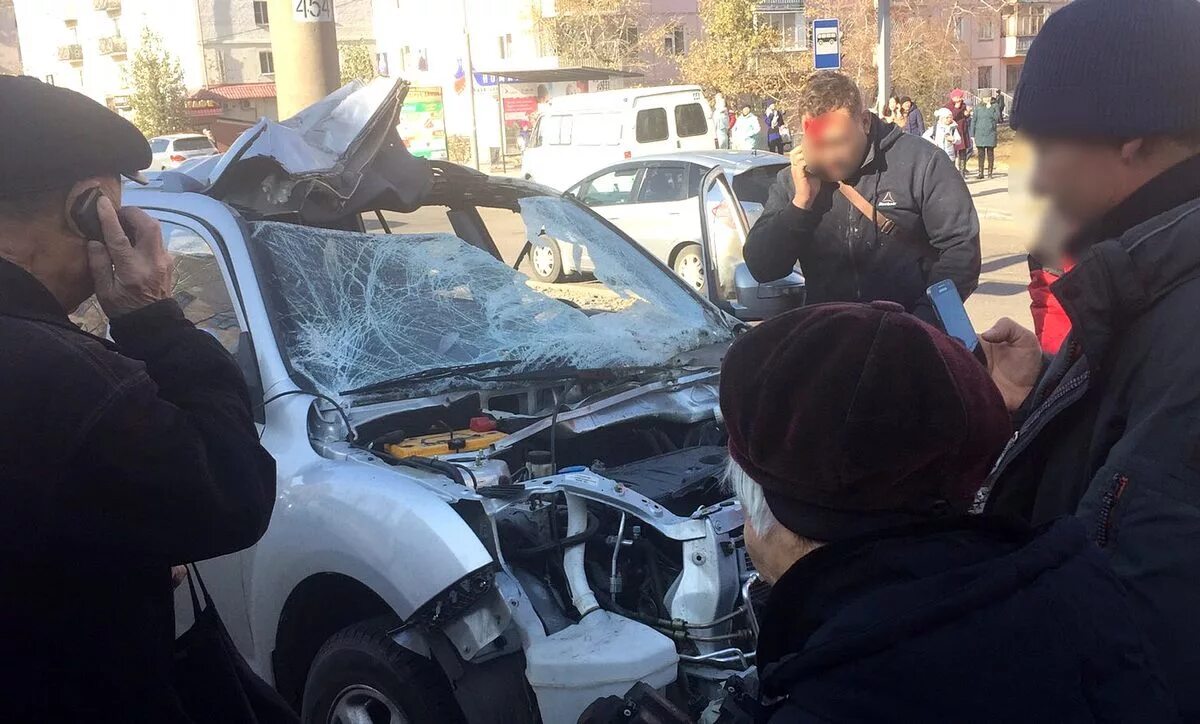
[959,1,1068,98]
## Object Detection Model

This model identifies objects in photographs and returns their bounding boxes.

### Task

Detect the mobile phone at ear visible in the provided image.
[70,188,135,246]
[926,280,987,365]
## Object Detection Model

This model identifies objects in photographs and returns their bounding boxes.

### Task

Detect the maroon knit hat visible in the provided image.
[721,301,1012,541]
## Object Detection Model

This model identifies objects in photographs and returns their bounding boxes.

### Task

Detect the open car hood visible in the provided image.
[201,78,432,222]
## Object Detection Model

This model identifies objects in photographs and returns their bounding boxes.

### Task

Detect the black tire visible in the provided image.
[528,238,564,283]
[301,617,464,724]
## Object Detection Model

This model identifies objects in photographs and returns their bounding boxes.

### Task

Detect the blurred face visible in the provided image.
[741,106,751,116]
[901,100,912,113]
[802,107,871,182]
[1029,137,1129,226]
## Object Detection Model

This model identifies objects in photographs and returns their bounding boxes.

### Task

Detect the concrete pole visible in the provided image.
[462,0,482,170]
[268,0,342,119]
[876,0,892,114]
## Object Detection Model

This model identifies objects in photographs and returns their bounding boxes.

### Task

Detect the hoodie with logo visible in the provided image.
[744,115,980,322]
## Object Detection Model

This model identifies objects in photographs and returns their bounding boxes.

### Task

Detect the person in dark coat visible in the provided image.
[743,72,980,323]
[977,0,1200,717]
[0,76,277,721]
[899,95,924,136]
[945,89,972,176]
[720,302,1177,723]
[970,93,1001,178]
[764,102,786,154]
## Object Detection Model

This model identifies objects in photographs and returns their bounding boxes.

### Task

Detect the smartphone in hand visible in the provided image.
[926,280,987,365]
[70,188,136,246]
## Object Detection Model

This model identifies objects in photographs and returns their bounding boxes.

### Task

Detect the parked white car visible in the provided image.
[148,133,217,170]
[521,85,716,192]
[534,151,790,294]
[123,80,805,724]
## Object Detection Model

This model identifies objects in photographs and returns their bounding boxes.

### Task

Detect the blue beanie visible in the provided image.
[1012,0,1200,138]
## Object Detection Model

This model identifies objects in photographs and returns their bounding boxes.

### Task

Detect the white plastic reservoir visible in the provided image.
[524,610,679,723]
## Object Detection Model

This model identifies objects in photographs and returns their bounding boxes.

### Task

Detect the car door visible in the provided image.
[697,166,751,305]
[624,163,693,264]
[572,164,644,240]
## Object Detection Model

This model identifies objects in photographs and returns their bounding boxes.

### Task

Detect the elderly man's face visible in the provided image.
[743,516,823,585]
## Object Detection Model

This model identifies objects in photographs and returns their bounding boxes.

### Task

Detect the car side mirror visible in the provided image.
[729,264,806,321]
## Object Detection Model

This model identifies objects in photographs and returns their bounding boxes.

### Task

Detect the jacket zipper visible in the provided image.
[986,367,1090,490]
[1094,474,1129,548]
[846,195,862,299]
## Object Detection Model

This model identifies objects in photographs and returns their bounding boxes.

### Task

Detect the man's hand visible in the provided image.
[980,318,1043,412]
[788,146,822,210]
[86,197,173,318]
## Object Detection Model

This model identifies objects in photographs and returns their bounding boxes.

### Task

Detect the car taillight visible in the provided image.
[170,154,186,162]
[623,151,632,159]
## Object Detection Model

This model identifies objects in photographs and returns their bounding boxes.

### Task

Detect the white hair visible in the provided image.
[725,458,777,534]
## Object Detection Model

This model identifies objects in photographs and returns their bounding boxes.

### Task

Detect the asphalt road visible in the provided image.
[369,173,1039,333]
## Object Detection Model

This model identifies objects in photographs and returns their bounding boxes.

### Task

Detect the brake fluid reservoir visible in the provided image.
[465,458,511,489]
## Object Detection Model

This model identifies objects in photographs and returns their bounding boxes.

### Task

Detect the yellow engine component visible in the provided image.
[384,429,507,459]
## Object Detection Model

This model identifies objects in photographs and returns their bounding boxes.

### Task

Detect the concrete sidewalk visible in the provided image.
[964,171,1037,331]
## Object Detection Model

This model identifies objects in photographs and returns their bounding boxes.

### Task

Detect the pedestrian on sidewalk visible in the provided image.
[900,96,925,136]
[946,89,973,176]
[743,72,979,323]
[971,93,1000,179]
[765,102,786,154]
[713,93,731,150]
[880,94,901,125]
[721,302,1177,724]
[732,104,763,151]
[926,107,962,162]
[996,91,1007,123]
[978,0,1200,717]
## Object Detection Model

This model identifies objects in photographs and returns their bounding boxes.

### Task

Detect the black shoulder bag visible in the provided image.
[173,565,300,724]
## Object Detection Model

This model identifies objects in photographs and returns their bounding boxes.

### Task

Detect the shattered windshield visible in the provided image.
[253,195,735,398]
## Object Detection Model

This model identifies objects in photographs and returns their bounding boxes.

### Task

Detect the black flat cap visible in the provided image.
[0,75,151,198]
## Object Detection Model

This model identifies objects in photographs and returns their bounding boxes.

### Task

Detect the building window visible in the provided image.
[757,12,806,51]
[664,27,685,55]
[259,50,275,75]
[253,1,269,26]
[499,33,513,59]
[978,17,995,41]
[978,65,993,89]
[1017,5,1048,36]
[952,16,966,41]
[621,26,639,50]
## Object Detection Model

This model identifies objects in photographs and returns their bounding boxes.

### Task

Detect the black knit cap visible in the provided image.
[1012,0,1200,139]
[0,75,151,198]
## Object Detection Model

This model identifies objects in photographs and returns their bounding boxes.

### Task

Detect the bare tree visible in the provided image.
[537,0,671,71]
[679,0,803,105]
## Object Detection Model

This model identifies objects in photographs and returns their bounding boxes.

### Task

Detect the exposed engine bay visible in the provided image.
[317,370,760,722]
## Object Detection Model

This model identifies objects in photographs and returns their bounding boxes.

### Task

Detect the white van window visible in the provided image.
[674,103,709,138]
[578,168,638,206]
[537,116,561,147]
[559,115,574,145]
[636,108,669,143]
[575,113,604,146]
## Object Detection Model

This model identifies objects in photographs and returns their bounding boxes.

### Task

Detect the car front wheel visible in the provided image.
[528,238,564,283]
[673,243,706,293]
[302,617,463,724]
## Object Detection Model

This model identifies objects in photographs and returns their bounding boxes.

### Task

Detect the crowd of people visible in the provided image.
[4,0,1200,721]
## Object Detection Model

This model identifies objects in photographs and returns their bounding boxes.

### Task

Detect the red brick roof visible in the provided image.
[190,82,277,102]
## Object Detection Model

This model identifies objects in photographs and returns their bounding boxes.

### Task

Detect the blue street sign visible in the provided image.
[812,18,841,70]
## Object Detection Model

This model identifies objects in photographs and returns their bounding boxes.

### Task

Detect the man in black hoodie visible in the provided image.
[720,302,1176,722]
[744,72,980,322]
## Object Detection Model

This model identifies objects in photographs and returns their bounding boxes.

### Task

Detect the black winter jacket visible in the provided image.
[0,258,277,722]
[984,154,1200,719]
[756,516,1176,723]
[743,116,980,322]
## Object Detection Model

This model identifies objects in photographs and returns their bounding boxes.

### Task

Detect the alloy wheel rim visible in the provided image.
[328,685,409,724]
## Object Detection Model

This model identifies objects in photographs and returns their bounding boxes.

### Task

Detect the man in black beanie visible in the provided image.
[977,0,1200,717]
[0,76,277,719]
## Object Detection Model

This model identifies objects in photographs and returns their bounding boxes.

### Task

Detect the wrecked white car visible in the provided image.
[130,80,801,724]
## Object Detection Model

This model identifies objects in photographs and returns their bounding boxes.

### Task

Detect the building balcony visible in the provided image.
[1002,34,1036,57]
[58,43,84,64]
[93,0,121,14]
[98,35,126,58]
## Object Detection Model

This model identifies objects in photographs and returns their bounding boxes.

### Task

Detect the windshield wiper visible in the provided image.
[474,363,684,384]
[341,360,523,396]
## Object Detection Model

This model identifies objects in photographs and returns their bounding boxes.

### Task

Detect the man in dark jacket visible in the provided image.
[0,76,277,720]
[744,72,979,323]
[977,0,1200,717]
[720,302,1176,723]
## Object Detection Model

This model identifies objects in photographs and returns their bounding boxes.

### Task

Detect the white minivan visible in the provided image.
[521,85,715,191]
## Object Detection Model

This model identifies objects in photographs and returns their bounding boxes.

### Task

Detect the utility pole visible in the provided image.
[462,0,482,170]
[876,0,892,114]
[269,0,341,118]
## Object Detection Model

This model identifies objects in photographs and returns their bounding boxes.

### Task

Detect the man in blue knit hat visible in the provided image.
[978,0,1200,716]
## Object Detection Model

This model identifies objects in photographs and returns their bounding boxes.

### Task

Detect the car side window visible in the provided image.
[638,166,688,203]
[636,108,669,143]
[578,167,640,206]
[72,221,241,352]
[674,103,709,138]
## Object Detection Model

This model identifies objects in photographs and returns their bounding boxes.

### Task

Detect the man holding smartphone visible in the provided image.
[978,0,1200,717]
[743,72,980,323]
[0,76,276,720]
